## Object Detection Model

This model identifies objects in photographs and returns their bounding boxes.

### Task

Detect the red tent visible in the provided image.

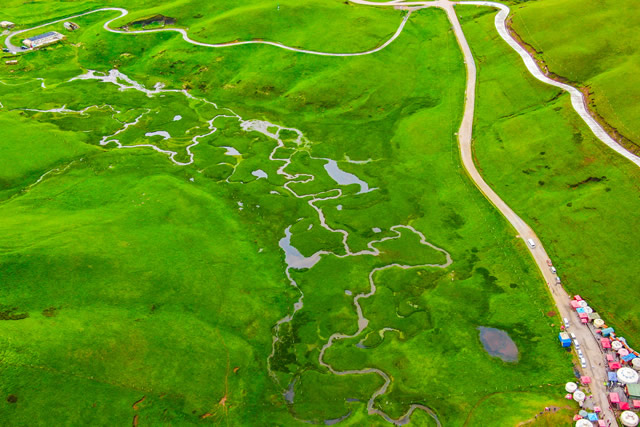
[598,421,606,427]
[607,354,614,361]
[633,400,640,409]
[602,338,612,348]
[609,392,620,403]
[581,318,589,324]
[579,312,589,318]
[581,376,592,384]
[571,301,581,309]
[620,402,630,410]
[594,406,601,413]
[574,295,583,301]
[609,362,621,370]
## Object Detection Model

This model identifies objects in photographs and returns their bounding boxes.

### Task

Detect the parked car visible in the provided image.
[581,357,587,368]
[546,259,553,267]
[2,48,9,53]
[578,350,583,357]
[574,339,580,348]
[570,333,577,339]
[564,318,570,328]
[20,46,28,50]
[551,266,557,274]
[527,238,536,249]
[556,276,562,284]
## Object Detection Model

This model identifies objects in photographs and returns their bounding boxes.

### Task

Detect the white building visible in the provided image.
[0,21,15,29]
[22,31,65,49]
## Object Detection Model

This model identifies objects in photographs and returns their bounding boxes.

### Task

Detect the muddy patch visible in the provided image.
[478,326,519,362]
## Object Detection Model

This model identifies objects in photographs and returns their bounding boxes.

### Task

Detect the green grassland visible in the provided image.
[458,5,640,344]
[0,2,577,425]
[510,0,640,148]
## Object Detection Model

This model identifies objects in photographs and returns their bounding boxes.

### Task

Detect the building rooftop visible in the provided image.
[26,31,62,42]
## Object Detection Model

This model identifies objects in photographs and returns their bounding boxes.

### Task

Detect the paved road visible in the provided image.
[4,7,414,57]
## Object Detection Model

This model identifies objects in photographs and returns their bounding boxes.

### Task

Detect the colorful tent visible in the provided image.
[574,295,583,301]
[608,371,618,382]
[610,362,622,370]
[594,406,601,413]
[576,307,586,313]
[579,312,589,318]
[598,421,606,427]
[634,400,640,409]
[571,301,581,309]
[579,301,588,308]
[622,354,637,362]
[588,413,598,422]
[602,327,615,337]
[613,341,624,350]
[620,349,630,357]
[610,392,620,403]
[621,402,631,410]
[607,354,615,361]
[581,318,589,324]
[581,376,591,384]
[565,393,573,400]
[602,338,612,348]
[620,411,640,427]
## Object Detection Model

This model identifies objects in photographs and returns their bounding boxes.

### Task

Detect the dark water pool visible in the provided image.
[477,326,519,362]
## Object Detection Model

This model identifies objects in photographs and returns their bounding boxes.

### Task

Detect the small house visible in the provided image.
[0,21,15,29]
[5,59,17,65]
[23,31,65,49]
[63,21,79,31]
[627,383,640,400]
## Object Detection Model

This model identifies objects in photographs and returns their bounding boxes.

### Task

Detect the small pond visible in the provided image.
[477,326,519,362]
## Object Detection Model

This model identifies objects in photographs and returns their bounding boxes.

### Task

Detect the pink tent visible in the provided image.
[602,338,612,348]
[633,400,640,409]
[581,318,589,324]
[581,376,592,384]
[598,421,606,427]
[609,362,621,370]
[609,392,620,403]
[620,402,630,410]
[619,349,630,356]
[594,406,601,413]
[565,393,573,400]
[573,415,582,421]
[579,312,589,318]
[574,295,583,301]
[571,301,581,309]
[607,354,614,361]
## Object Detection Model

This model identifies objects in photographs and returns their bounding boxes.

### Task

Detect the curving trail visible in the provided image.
[4,7,415,57]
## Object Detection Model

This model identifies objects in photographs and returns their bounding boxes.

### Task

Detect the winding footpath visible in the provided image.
[1,1,630,425]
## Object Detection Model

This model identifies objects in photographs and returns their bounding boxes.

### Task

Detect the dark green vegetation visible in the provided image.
[458,5,640,346]
[1,1,573,425]
[510,0,640,150]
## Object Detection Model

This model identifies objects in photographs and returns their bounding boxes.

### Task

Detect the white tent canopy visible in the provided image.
[621,411,640,427]
[632,358,640,371]
[613,341,624,350]
[573,390,586,402]
[575,419,592,427]
[594,319,605,327]
[617,367,640,384]
[565,382,578,393]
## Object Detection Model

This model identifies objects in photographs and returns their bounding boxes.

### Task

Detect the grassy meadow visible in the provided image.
[0,1,576,425]
[458,5,640,345]
[510,0,640,150]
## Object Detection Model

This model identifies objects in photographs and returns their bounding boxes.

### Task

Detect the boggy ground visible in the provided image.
[1,2,572,426]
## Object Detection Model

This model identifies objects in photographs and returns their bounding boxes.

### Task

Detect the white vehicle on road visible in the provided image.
[570,332,576,339]
[550,266,557,274]
[527,238,536,248]
[564,318,570,328]
[574,339,580,348]
[581,357,587,368]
